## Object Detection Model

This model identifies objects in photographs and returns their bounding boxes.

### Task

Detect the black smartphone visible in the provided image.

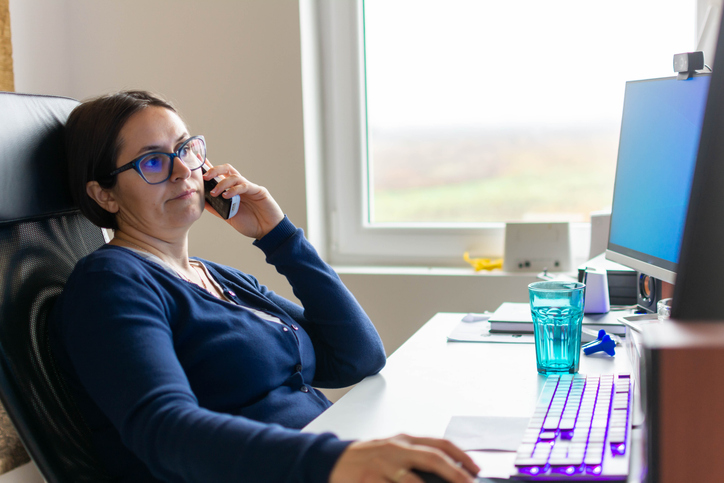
[201,165,240,219]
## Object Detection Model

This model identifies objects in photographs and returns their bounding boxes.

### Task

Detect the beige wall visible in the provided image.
[11,0,307,303]
[340,270,534,352]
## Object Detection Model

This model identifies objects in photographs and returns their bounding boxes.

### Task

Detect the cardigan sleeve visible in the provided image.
[56,259,350,483]
[253,216,387,388]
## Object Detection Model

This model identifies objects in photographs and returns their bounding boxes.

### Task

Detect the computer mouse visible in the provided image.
[410,469,451,483]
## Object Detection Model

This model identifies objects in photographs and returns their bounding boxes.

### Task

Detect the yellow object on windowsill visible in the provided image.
[463,252,503,271]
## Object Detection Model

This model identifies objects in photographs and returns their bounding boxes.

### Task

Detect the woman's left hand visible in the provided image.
[202,161,284,240]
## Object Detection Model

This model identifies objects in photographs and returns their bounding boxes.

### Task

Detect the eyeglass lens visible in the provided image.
[138,137,206,184]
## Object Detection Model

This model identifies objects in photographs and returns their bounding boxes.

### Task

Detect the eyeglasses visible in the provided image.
[102,135,206,185]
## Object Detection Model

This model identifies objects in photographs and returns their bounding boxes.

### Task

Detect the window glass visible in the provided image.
[363,0,696,224]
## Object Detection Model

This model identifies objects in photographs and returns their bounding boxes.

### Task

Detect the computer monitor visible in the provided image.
[605,74,711,285]
[672,43,724,319]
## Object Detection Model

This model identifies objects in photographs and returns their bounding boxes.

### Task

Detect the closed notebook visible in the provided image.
[488,302,626,335]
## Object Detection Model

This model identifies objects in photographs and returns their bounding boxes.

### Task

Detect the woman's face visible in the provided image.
[103,106,205,238]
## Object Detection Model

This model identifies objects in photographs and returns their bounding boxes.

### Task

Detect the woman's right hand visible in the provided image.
[329,434,479,483]
[201,161,285,240]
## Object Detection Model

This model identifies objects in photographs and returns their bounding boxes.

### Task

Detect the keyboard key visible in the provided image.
[591,418,608,429]
[559,418,576,430]
[517,443,536,455]
[584,452,603,465]
[611,409,628,424]
[543,417,561,430]
[561,454,584,465]
[609,428,626,443]
[613,399,628,410]
[615,379,631,393]
[532,446,552,458]
[515,457,549,466]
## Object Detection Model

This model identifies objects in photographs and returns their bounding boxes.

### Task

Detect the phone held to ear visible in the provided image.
[201,165,240,219]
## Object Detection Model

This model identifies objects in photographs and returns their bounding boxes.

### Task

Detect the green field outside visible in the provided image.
[369,128,618,223]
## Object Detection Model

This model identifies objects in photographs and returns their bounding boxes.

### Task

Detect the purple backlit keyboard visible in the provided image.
[512,373,632,480]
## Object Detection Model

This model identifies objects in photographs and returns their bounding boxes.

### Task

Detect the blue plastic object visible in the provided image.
[582,329,616,356]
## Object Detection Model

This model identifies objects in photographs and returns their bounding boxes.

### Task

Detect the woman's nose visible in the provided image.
[170,155,192,181]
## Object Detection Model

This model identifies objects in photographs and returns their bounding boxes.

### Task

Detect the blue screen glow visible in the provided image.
[608,75,710,271]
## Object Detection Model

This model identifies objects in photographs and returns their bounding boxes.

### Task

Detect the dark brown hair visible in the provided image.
[65,90,178,229]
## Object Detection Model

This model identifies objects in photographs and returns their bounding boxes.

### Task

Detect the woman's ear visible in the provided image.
[86,181,119,214]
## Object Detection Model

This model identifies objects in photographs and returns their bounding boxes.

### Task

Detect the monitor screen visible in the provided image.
[606,74,710,284]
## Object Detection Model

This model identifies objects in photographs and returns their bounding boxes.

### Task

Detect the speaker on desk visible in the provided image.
[641,321,724,483]
[636,274,675,313]
[636,273,662,313]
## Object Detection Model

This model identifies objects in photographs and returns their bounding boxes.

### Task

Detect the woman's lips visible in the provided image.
[171,188,197,200]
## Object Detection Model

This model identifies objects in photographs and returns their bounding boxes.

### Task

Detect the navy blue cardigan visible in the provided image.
[49,217,386,482]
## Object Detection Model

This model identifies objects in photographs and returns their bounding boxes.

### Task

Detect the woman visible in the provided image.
[50,91,479,483]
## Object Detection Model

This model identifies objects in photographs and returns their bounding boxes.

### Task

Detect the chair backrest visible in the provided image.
[0,92,113,482]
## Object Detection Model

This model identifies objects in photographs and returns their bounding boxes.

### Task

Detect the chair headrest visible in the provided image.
[0,92,80,224]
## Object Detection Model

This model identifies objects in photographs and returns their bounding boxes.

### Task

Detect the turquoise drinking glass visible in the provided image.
[528,281,586,374]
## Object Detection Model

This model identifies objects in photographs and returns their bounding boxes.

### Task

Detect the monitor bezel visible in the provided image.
[605,73,711,286]
[606,249,676,284]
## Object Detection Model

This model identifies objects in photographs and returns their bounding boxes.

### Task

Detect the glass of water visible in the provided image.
[528,281,586,374]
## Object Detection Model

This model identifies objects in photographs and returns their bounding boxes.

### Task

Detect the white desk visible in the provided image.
[304,312,642,481]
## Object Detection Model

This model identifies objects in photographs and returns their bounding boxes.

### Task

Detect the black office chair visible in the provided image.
[0,92,114,482]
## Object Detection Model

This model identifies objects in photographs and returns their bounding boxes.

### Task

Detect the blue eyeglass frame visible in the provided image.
[102,135,206,185]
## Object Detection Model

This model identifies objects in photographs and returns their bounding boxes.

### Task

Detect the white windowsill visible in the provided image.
[333,265,570,278]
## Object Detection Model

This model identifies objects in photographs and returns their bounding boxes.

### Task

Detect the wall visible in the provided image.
[339,269,533,354]
[11,0,308,304]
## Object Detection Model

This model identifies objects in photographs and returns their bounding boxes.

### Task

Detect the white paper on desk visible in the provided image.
[447,320,535,344]
[444,416,529,452]
[468,451,517,480]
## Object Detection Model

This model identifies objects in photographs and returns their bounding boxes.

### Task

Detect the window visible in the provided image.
[305,0,697,266]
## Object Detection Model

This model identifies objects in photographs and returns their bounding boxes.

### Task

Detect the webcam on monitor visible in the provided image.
[674,51,705,79]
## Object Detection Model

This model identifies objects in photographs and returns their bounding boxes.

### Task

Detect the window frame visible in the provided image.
[307,0,607,267]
